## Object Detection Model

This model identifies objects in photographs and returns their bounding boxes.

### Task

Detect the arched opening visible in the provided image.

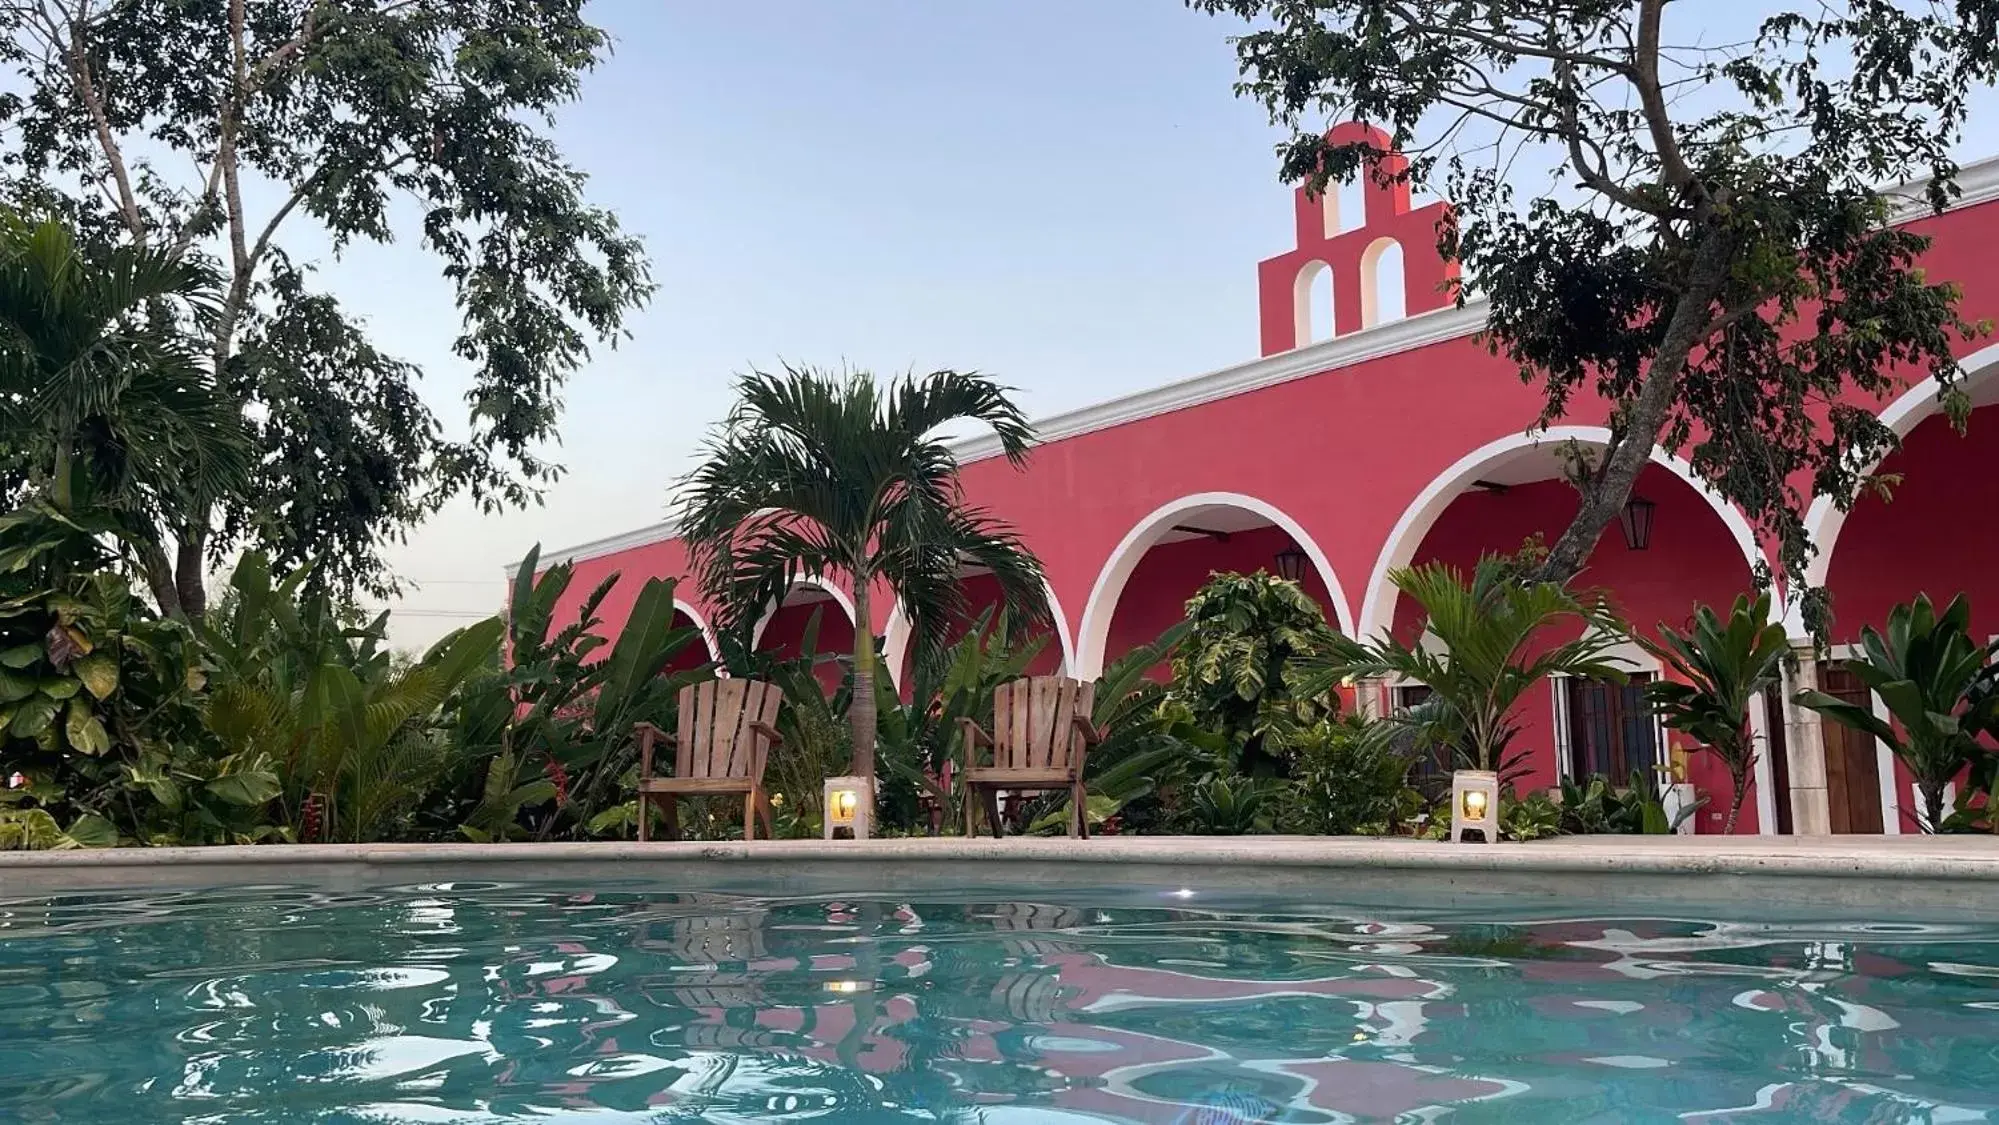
[751,579,857,694]
[881,571,1072,693]
[1360,237,1406,327]
[666,599,719,674]
[1323,175,1367,236]
[1293,260,1333,344]
[1359,427,1769,832]
[1076,493,1351,681]
[1811,355,1999,833]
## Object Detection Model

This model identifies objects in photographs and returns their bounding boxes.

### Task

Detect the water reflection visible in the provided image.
[0,883,1995,1122]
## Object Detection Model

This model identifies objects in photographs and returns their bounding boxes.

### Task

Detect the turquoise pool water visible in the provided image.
[0,880,1994,1123]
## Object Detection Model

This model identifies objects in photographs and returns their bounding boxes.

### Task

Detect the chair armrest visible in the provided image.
[634,721,675,781]
[749,720,784,747]
[957,717,992,766]
[1069,712,1103,746]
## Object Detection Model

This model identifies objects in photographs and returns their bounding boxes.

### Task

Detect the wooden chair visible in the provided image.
[959,676,1101,838]
[635,679,784,842]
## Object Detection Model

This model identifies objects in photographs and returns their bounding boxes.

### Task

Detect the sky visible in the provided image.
[322,1,1999,650]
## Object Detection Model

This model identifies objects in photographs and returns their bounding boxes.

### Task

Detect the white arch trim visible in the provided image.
[1793,342,1999,635]
[1355,425,1767,644]
[880,579,1076,688]
[747,575,859,650]
[1074,491,1355,681]
[671,598,721,662]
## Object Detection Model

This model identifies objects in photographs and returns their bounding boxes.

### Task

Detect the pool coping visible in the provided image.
[3,834,1995,879]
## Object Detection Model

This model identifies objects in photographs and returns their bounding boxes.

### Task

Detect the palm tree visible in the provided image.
[679,365,1049,783]
[1317,556,1631,773]
[1796,593,1997,833]
[1637,592,1790,835]
[0,210,248,613]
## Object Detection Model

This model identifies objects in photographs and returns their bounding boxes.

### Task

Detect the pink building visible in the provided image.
[538,127,1999,838]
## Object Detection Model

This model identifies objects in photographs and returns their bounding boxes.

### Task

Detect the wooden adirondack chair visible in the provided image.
[634,679,784,842]
[959,676,1101,838]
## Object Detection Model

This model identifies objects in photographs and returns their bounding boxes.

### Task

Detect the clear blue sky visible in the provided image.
[349,1,1999,647]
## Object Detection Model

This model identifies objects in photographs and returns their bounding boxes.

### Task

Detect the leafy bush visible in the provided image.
[1556,772,1700,835]
[1186,775,1288,835]
[1170,571,1339,777]
[1289,714,1412,835]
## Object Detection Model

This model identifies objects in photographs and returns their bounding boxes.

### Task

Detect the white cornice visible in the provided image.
[949,301,1489,464]
[533,153,1999,566]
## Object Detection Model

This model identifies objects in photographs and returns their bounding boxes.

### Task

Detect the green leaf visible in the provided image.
[0,668,35,704]
[72,652,118,700]
[205,770,282,807]
[0,644,42,669]
[8,696,59,738]
[39,676,79,701]
[63,701,110,755]
[61,814,117,849]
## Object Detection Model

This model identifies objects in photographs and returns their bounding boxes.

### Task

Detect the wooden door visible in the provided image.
[1818,665,1884,834]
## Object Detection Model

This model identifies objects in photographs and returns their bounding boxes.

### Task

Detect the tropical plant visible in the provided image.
[1290,714,1413,835]
[1187,775,1287,835]
[1796,593,1999,833]
[1169,570,1340,777]
[1193,0,1998,635]
[1557,772,1701,836]
[679,365,1049,784]
[445,546,708,842]
[1637,592,1791,834]
[0,211,249,612]
[1316,556,1632,771]
[200,553,502,843]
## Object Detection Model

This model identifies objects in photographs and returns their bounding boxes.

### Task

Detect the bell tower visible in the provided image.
[1256,122,1458,356]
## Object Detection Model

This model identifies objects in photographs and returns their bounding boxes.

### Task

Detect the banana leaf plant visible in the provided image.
[1637,592,1790,835]
[1795,593,1999,834]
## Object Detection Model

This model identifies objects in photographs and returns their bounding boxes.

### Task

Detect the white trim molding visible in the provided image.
[672,599,721,663]
[1355,425,1768,643]
[1073,491,1354,681]
[1790,341,1999,636]
[748,577,859,650]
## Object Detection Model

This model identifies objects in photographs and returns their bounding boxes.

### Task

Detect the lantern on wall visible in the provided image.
[823,776,874,840]
[1620,495,1656,551]
[1273,546,1308,583]
[1450,770,1500,843]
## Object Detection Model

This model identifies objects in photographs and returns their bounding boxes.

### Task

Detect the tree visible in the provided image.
[1795,592,1997,833]
[1319,556,1630,772]
[1638,592,1789,835]
[0,210,250,603]
[1191,0,1999,631]
[1170,570,1340,776]
[679,365,1049,786]
[0,0,653,611]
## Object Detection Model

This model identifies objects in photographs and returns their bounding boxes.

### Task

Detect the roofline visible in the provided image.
[532,153,1999,568]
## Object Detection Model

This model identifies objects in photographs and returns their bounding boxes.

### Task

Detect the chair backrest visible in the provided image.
[990,676,1096,771]
[675,679,783,780]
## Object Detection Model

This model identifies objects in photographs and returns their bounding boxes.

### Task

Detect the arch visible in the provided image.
[1292,260,1332,344]
[1324,175,1367,236]
[1794,343,1999,633]
[880,579,1076,687]
[1359,236,1406,328]
[671,598,721,663]
[748,575,858,650]
[1356,425,1765,643]
[1074,491,1354,680]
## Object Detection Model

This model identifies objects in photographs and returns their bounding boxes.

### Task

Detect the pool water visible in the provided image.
[0,881,1994,1123]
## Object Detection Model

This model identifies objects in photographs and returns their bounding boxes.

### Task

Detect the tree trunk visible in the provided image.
[848,578,878,787]
[1535,231,1735,584]
[1919,778,1947,834]
[1723,766,1749,836]
[174,533,208,619]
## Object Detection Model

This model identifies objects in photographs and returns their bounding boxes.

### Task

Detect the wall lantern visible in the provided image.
[822,775,874,840]
[1620,495,1656,551]
[1450,769,1500,844]
[1273,546,1308,584]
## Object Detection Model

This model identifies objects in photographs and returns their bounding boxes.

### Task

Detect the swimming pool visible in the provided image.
[0,877,1994,1123]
